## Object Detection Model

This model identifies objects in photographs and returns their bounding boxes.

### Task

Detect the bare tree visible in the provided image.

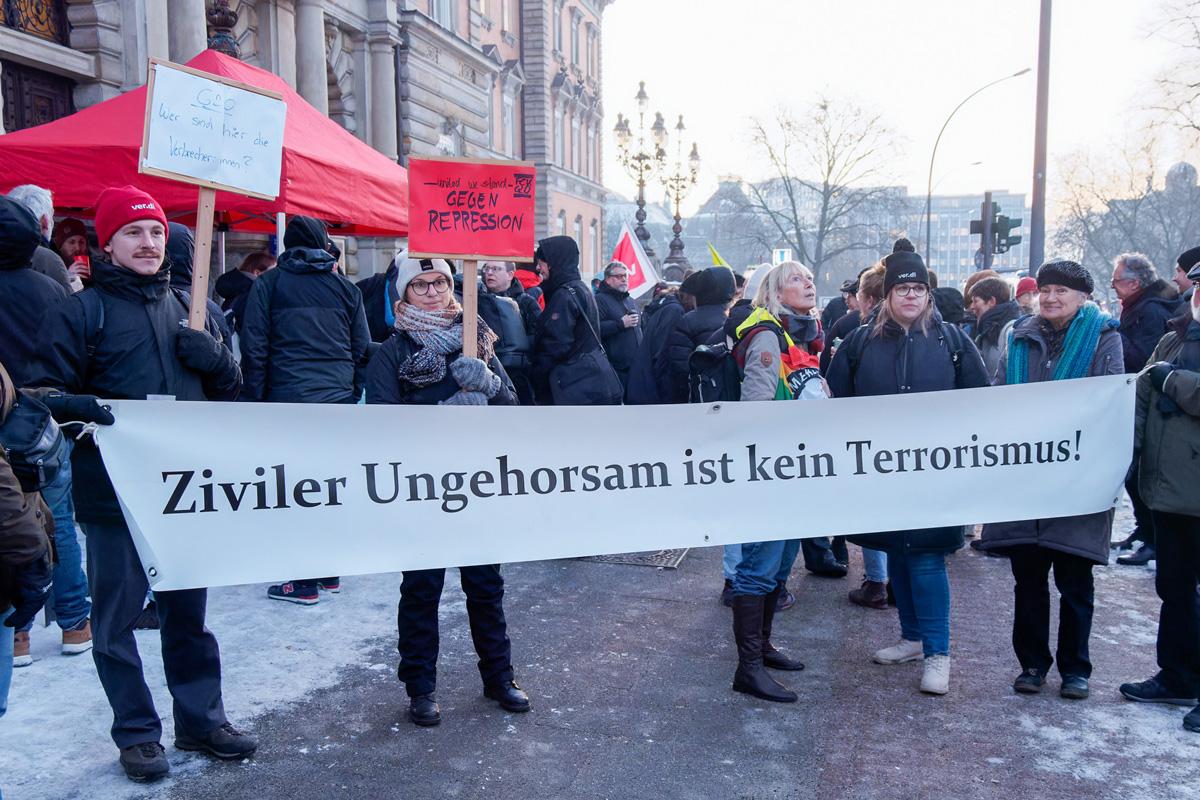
[1151,0,1200,138]
[740,97,908,292]
[1053,138,1200,303]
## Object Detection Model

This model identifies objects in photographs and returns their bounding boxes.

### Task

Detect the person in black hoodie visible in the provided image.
[626,284,684,405]
[532,235,623,405]
[0,196,68,387]
[660,266,737,403]
[215,251,275,335]
[166,222,233,344]
[28,185,253,783]
[356,258,401,344]
[594,260,643,394]
[240,215,369,605]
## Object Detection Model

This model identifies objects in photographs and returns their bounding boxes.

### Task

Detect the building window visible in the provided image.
[571,118,581,175]
[571,15,580,65]
[590,219,600,273]
[557,210,567,236]
[553,2,563,53]
[2,0,69,45]
[586,126,596,180]
[430,0,455,32]
[554,108,565,166]
[574,216,584,259]
[501,0,512,30]
[502,96,515,157]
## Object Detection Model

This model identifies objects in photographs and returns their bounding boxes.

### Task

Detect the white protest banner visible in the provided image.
[96,375,1135,591]
[140,59,286,200]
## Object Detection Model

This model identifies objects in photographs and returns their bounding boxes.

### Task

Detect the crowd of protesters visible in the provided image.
[1,181,1199,784]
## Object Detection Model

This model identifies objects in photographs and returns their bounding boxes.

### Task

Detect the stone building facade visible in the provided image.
[0,0,609,276]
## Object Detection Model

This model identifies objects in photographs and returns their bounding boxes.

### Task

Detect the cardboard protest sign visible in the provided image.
[140,59,286,200]
[407,157,537,262]
[139,58,287,329]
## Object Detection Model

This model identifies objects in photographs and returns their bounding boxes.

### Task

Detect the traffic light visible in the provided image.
[969,202,999,237]
[994,214,1022,254]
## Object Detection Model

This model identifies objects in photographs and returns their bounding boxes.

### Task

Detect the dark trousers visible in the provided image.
[801,537,837,568]
[397,565,513,698]
[1009,545,1095,678]
[1126,466,1156,547]
[82,520,226,748]
[1152,510,1200,695]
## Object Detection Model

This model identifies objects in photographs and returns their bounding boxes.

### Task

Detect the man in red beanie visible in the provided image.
[1015,276,1038,316]
[27,185,256,783]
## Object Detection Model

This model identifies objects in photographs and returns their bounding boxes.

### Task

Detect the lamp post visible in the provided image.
[613,81,667,261]
[660,114,700,274]
[923,68,1031,268]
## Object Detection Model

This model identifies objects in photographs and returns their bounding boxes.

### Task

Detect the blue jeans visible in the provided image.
[862,547,888,583]
[888,552,950,657]
[1,607,13,717]
[722,544,741,580]
[20,444,90,632]
[732,539,800,596]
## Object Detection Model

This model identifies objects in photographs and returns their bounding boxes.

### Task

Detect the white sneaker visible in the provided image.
[872,639,923,665]
[920,654,950,695]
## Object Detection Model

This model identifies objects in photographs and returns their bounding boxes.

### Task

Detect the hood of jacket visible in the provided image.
[166,222,195,288]
[90,258,172,303]
[0,196,42,271]
[681,267,736,307]
[976,299,1022,344]
[277,246,338,275]
[932,287,966,325]
[215,268,255,301]
[535,235,581,298]
[1123,279,1180,318]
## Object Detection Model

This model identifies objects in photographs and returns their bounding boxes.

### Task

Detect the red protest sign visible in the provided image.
[407,156,537,262]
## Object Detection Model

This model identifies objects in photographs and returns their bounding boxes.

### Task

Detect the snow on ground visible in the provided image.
[0,569,421,800]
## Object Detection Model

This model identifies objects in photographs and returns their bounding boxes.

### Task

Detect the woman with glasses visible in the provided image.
[826,250,989,695]
[725,261,825,703]
[365,257,527,728]
[979,260,1122,701]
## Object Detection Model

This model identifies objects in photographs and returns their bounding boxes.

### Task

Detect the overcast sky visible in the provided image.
[600,0,1194,217]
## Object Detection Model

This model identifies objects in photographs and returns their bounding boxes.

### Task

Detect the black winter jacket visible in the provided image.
[356,261,400,344]
[488,278,541,337]
[626,294,683,405]
[594,282,642,376]
[1119,280,1180,372]
[28,260,240,522]
[240,246,370,403]
[826,313,989,556]
[533,239,603,374]
[820,309,862,375]
[821,296,848,333]
[0,198,68,386]
[661,304,728,402]
[166,223,233,344]
[365,328,516,407]
[215,268,256,333]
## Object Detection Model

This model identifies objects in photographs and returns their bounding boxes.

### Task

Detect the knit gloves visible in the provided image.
[1147,361,1175,393]
[450,357,502,398]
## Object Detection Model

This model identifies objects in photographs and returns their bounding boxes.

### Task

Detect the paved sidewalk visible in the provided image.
[148,531,1196,800]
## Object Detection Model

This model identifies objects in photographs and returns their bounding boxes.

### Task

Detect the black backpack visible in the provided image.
[687,342,743,403]
[0,369,66,493]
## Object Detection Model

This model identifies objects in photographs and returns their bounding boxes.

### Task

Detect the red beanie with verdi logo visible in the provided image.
[94,185,169,247]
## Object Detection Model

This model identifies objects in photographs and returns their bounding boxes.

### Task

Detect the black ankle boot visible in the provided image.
[731,595,798,702]
[762,588,805,671]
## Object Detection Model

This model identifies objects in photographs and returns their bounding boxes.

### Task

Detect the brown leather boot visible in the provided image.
[849,580,889,610]
[731,595,797,702]
[762,588,804,671]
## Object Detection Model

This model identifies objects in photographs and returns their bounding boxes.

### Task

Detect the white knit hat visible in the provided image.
[394,255,453,299]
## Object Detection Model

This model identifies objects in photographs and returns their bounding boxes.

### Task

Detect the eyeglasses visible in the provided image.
[1110,276,1137,288]
[607,272,629,280]
[481,265,509,274]
[409,277,451,296]
[892,284,928,297]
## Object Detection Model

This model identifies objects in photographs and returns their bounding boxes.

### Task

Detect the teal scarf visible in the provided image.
[1006,302,1117,384]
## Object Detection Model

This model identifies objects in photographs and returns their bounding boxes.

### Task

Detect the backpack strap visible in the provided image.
[938,321,968,388]
[841,324,870,386]
[78,290,105,370]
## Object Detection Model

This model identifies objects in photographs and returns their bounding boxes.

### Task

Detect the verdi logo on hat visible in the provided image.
[93,185,169,247]
[882,251,929,295]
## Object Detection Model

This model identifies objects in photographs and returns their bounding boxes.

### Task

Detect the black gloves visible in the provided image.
[175,327,227,375]
[40,393,114,426]
[4,554,52,630]
[1148,361,1175,393]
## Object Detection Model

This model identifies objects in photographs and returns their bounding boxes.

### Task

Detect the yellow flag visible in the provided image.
[708,243,731,268]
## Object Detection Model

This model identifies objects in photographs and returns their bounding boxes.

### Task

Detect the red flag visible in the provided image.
[610,223,660,299]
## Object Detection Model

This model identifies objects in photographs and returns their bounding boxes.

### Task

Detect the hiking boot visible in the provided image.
[775,586,795,612]
[175,722,257,759]
[119,742,169,782]
[720,579,734,608]
[762,587,804,672]
[409,694,441,726]
[267,582,319,605]
[1116,544,1156,566]
[13,630,31,667]
[1185,704,1200,733]
[1119,676,1199,706]
[134,600,159,630]
[807,550,848,578]
[484,680,531,712]
[731,594,797,703]
[62,619,93,655]
[920,655,950,695]
[872,639,923,665]
[849,580,888,610]
[1060,675,1089,700]
[1013,668,1046,694]
[317,577,341,593]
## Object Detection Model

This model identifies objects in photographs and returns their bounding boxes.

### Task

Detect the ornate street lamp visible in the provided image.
[613,82,667,260]
[660,114,700,273]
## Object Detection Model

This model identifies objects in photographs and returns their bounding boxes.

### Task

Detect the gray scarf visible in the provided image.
[393,302,497,387]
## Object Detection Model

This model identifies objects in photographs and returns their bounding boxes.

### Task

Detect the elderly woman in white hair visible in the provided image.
[364,256,526,729]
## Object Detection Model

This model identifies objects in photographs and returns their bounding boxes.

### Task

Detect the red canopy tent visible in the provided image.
[0,50,407,237]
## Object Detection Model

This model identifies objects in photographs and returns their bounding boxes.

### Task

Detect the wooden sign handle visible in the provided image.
[462,259,479,359]
[188,186,217,331]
